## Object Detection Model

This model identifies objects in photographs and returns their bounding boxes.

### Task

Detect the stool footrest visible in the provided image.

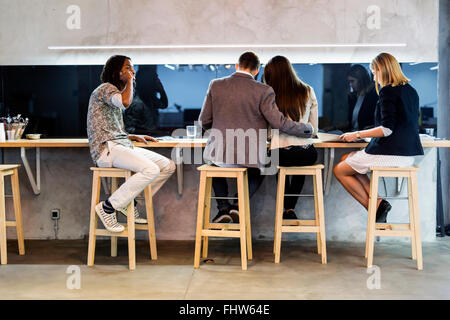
[282,219,317,226]
[95,229,129,237]
[375,223,411,230]
[374,230,412,237]
[117,223,150,231]
[5,221,17,227]
[201,229,241,238]
[282,226,320,233]
[208,223,240,230]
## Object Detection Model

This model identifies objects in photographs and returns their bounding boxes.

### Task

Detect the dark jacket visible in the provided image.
[124,76,168,134]
[199,72,313,168]
[365,83,424,156]
[123,96,155,134]
[347,86,378,131]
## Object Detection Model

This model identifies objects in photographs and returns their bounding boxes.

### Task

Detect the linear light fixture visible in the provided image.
[48,43,407,50]
[429,65,438,70]
[164,64,176,70]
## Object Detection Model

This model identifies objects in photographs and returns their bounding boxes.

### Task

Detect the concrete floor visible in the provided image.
[0,237,449,300]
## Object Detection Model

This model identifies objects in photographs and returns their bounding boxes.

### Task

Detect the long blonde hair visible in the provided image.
[370,52,410,94]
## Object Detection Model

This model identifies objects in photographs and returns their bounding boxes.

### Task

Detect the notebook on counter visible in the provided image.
[317,132,369,143]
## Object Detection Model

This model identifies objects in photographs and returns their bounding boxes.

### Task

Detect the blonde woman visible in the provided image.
[333,53,424,223]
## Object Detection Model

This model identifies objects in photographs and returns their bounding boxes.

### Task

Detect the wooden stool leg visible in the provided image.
[0,175,7,265]
[11,169,25,255]
[194,171,207,268]
[237,173,247,270]
[110,177,119,257]
[202,177,212,258]
[126,174,136,271]
[87,172,100,266]
[314,170,327,264]
[243,172,252,260]
[313,173,321,255]
[366,172,379,268]
[407,175,417,261]
[144,185,157,260]
[410,172,423,270]
[274,171,286,264]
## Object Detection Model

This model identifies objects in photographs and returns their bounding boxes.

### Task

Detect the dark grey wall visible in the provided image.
[438,0,449,225]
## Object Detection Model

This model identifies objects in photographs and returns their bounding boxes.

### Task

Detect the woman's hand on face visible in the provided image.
[339,132,358,142]
[128,135,158,144]
[120,70,135,83]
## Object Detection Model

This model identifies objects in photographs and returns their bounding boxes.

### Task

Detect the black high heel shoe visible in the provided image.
[283,209,298,220]
[376,199,392,223]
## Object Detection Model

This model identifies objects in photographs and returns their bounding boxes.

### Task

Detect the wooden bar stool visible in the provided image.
[194,165,252,270]
[87,167,157,270]
[365,166,422,270]
[273,165,326,264]
[0,165,25,265]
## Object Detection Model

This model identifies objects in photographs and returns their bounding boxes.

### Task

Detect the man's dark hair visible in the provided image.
[238,51,260,71]
[100,55,131,90]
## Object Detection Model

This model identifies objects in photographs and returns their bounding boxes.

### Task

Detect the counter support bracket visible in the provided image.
[21,147,40,195]
[324,147,335,195]
[175,147,183,197]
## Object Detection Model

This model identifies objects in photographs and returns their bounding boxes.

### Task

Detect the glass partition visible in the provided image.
[0,63,438,138]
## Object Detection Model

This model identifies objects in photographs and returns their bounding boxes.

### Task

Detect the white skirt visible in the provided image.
[345,149,415,174]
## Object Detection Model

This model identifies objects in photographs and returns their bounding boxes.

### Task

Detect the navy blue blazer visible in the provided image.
[365,83,424,156]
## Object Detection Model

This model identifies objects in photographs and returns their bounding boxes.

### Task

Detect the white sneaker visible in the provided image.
[95,202,125,233]
[118,204,147,224]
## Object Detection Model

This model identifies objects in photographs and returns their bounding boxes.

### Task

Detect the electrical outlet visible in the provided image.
[51,209,60,220]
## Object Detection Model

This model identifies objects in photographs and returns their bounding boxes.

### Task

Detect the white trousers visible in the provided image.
[96,142,176,210]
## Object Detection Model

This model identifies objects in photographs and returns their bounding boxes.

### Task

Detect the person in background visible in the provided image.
[263,55,318,219]
[199,51,314,223]
[87,55,175,232]
[124,66,168,134]
[346,64,378,131]
[333,53,424,223]
[124,93,153,134]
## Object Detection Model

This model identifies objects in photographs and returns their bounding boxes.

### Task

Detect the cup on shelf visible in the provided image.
[425,128,435,136]
[186,125,197,139]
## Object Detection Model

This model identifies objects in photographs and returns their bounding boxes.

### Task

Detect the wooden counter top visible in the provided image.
[0,138,449,148]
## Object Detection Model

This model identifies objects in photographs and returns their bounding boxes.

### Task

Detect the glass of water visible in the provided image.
[425,128,435,136]
[186,125,197,139]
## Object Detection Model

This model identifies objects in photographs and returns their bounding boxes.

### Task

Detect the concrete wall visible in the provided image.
[438,0,450,225]
[3,147,436,242]
[0,0,438,65]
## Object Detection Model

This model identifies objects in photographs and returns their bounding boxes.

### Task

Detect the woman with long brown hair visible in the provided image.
[263,55,318,219]
[333,52,424,223]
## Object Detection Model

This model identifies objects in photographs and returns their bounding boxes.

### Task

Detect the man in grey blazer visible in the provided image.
[199,52,313,223]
